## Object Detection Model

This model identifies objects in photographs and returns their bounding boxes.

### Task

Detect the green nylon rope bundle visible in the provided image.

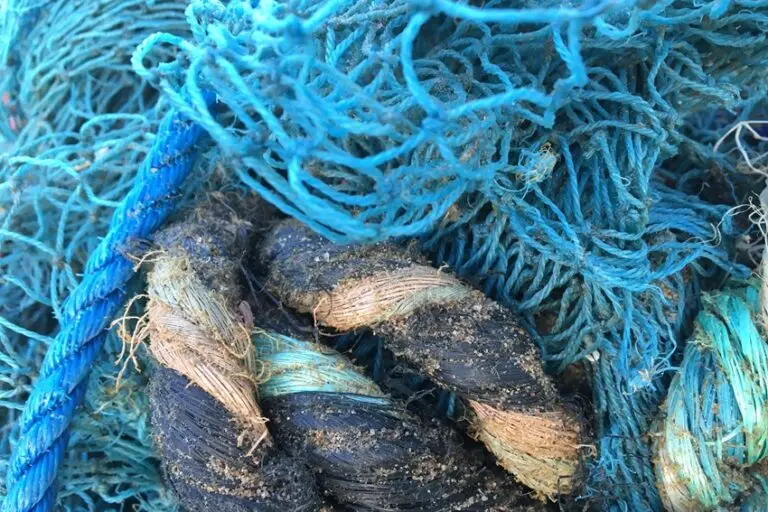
[654,279,768,511]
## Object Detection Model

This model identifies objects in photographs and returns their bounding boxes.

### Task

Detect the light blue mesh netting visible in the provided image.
[1,0,191,508]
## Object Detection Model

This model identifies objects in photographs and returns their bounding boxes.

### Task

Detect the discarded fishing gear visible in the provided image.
[252,306,535,511]
[149,367,323,512]
[261,218,587,501]
[134,1,763,507]
[143,207,323,511]
[3,0,763,509]
[141,207,542,511]
[653,279,768,512]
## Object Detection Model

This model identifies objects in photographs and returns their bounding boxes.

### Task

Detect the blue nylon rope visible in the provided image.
[1,94,213,512]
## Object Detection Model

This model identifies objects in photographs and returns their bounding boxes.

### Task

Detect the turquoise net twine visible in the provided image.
[134,0,763,508]
[0,0,190,139]
[654,279,768,511]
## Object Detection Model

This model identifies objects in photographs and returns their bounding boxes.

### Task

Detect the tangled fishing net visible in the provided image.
[2,0,768,510]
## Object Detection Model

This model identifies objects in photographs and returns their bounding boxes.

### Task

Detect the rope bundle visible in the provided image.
[144,207,323,511]
[1,100,213,512]
[653,279,768,511]
[142,207,539,511]
[150,367,322,511]
[261,218,586,501]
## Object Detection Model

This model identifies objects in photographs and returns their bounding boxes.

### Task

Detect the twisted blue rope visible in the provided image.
[1,93,213,512]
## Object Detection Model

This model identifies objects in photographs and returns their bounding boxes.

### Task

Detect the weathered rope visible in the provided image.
[134,2,763,506]
[144,207,322,511]
[653,279,768,511]
[252,317,533,510]
[328,329,462,418]
[146,211,267,439]
[261,218,586,501]
[141,206,539,511]
[2,94,214,512]
[149,365,322,511]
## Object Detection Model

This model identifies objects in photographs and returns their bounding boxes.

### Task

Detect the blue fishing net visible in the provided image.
[2,0,768,510]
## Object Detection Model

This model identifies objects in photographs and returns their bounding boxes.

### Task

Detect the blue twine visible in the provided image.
[255,330,393,400]
[0,115,189,511]
[139,0,768,244]
[0,0,202,508]
[59,347,177,510]
[1,94,213,512]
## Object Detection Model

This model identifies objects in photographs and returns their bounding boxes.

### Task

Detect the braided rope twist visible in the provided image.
[261,218,586,501]
[2,94,213,512]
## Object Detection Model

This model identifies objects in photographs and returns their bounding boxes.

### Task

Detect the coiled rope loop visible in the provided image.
[140,205,532,511]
